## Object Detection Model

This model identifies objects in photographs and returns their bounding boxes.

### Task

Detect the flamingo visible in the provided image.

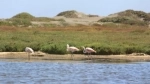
[82,46,96,60]
[25,47,34,60]
[66,44,79,59]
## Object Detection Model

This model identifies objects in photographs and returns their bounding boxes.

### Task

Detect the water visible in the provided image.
[0,59,150,84]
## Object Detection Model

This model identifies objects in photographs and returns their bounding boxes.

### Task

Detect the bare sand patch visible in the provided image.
[0,52,150,62]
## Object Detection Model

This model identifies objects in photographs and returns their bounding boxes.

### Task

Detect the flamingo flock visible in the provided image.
[25,44,96,60]
[66,44,96,60]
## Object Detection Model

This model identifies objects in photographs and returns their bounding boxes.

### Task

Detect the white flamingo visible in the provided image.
[25,47,34,60]
[82,46,96,59]
[66,44,79,59]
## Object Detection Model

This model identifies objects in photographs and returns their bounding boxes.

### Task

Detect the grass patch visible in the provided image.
[0,26,150,55]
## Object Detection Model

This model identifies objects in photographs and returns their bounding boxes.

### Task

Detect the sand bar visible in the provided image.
[0,52,150,62]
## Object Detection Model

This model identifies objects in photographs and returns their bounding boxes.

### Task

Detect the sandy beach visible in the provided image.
[0,52,150,62]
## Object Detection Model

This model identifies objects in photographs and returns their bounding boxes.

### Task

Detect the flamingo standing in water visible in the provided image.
[66,44,79,59]
[82,46,96,60]
[25,47,34,60]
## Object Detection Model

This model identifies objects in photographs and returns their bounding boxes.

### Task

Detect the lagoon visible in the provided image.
[0,59,150,84]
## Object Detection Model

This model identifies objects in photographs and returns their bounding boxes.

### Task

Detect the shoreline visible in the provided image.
[0,52,150,62]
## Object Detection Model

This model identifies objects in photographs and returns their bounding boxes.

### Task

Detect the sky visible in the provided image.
[0,0,150,18]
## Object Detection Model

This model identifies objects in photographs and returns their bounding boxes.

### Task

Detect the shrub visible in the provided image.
[0,21,12,26]
[119,10,150,21]
[57,10,78,18]
[10,18,32,27]
[98,10,150,26]
[57,10,87,18]
[41,44,66,54]
[99,16,148,26]
[12,12,35,20]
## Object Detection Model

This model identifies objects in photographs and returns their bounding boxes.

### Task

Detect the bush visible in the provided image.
[0,21,12,26]
[41,44,66,54]
[57,10,78,18]
[99,10,150,26]
[12,12,35,20]
[1,26,150,55]
[57,10,87,18]
[99,16,148,26]
[2,43,21,52]
[10,18,32,27]
[119,10,150,21]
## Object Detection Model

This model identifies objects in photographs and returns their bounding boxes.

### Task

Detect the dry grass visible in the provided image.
[0,25,148,32]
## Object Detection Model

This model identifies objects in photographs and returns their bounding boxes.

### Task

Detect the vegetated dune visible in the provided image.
[99,9,150,26]
[1,9,149,27]
[56,10,88,18]
[46,9,150,26]
[8,10,103,27]
[55,10,103,26]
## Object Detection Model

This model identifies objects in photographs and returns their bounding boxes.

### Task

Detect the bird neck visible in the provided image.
[82,46,85,49]
[83,50,86,53]
[83,47,86,53]
[67,44,69,49]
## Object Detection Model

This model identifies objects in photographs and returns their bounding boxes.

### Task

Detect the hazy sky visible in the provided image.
[1,0,150,18]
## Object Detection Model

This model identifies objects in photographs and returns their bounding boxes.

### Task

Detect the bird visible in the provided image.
[25,47,34,60]
[82,46,96,60]
[66,44,79,59]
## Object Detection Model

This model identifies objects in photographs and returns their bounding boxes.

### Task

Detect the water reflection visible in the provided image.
[0,59,150,84]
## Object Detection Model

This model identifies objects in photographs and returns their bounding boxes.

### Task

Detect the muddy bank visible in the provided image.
[0,52,150,62]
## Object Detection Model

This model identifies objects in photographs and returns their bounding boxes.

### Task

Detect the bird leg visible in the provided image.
[71,52,74,60]
[87,53,92,60]
[28,53,30,60]
[90,53,92,60]
[86,53,90,60]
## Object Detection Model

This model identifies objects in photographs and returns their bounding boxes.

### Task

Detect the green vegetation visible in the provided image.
[12,12,35,20]
[0,12,65,27]
[0,21,12,26]
[0,10,150,55]
[99,16,148,26]
[118,10,150,21]
[57,10,87,18]
[57,10,79,18]
[99,10,150,26]
[0,26,150,55]
[9,18,32,27]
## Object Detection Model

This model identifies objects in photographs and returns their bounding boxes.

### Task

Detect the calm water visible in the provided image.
[0,59,150,84]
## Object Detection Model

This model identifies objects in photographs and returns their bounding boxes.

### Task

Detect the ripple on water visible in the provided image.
[0,60,150,84]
